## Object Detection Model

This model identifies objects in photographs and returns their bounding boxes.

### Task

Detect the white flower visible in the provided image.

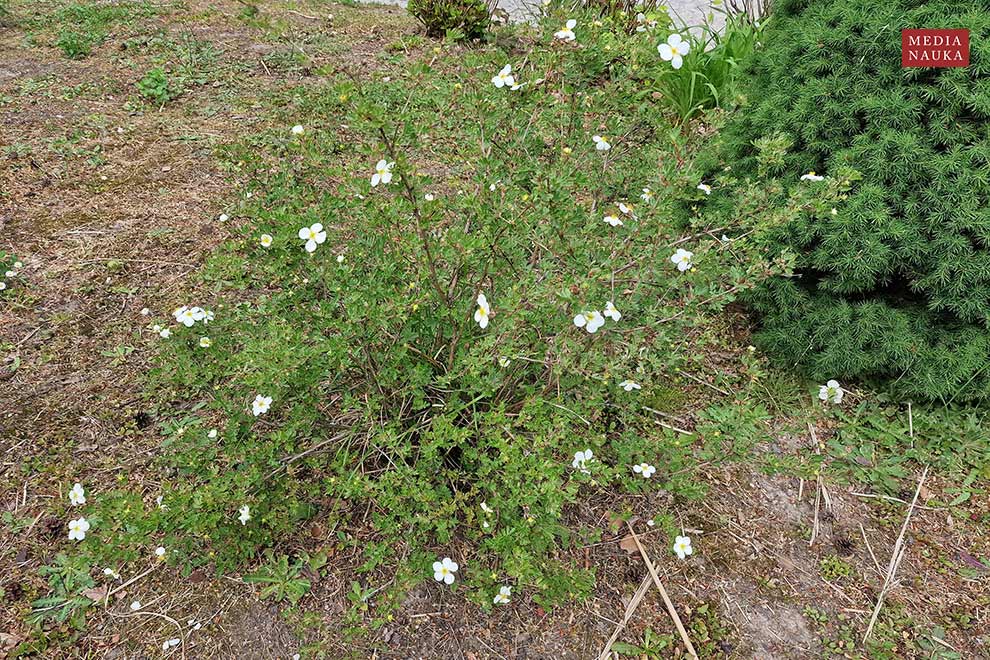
[371,159,394,187]
[697,183,712,195]
[670,248,694,272]
[238,505,251,525]
[498,356,511,367]
[573,310,605,333]
[641,187,654,202]
[492,64,515,89]
[818,379,844,404]
[103,567,121,580]
[572,449,593,472]
[632,462,656,478]
[252,394,273,416]
[218,213,229,223]
[481,501,494,514]
[0,282,6,291]
[554,19,577,42]
[493,585,512,604]
[603,301,621,322]
[432,557,459,585]
[673,535,693,559]
[800,171,825,182]
[68,517,90,541]
[130,600,142,611]
[163,638,180,650]
[646,519,655,527]
[337,253,345,263]
[592,135,611,151]
[260,234,273,248]
[69,483,86,506]
[603,212,623,227]
[474,293,491,329]
[140,307,149,315]
[291,124,305,135]
[159,327,171,338]
[618,202,635,218]
[156,495,166,509]
[208,429,218,439]
[831,208,838,216]
[298,223,327,253]
[424,193,435,201]
[199,337,211,348]
[203,309,214,324]
[618,380,641,391]
[173,306,199,327]
[155,546,166,558]
[658,33,691,69]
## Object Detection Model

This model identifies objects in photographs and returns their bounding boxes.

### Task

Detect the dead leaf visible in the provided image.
[82,586,108,603]
[619,534,638,555]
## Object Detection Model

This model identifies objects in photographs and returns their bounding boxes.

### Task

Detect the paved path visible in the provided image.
[364,0,722,29]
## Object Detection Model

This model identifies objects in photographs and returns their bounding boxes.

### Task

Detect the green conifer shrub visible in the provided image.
[707,0,990,401]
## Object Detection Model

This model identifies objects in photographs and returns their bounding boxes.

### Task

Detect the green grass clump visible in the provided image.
[705,0,990,402]
[44,1,163,59]
[407,0,491,39]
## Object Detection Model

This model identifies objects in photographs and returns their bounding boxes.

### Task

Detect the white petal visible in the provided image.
[658,44,673,60]
[671,54,683,69]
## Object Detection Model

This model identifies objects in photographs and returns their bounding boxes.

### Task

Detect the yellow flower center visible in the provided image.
[477,306,487,317]
[671,46,679,55]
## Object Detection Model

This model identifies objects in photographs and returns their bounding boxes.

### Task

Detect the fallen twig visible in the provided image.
[596,574,652,660]
[624,521,698,659]
[863,467,928,643]
[808,423,831,547]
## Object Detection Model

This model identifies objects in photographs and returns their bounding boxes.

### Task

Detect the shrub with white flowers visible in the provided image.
[103,11,785,611]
